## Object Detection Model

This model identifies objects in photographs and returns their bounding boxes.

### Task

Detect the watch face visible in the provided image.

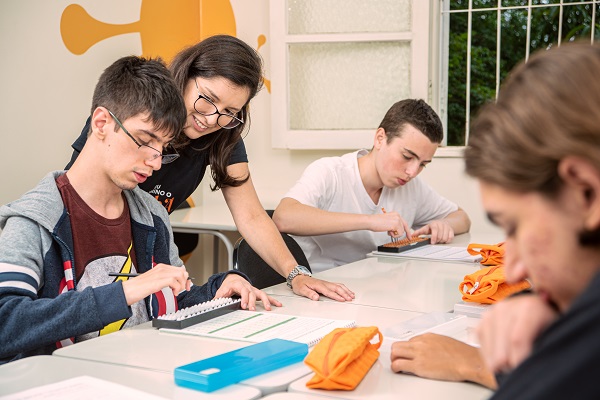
[296,266,311,275]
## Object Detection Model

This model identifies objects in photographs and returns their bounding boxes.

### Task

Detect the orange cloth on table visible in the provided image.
[467,242,505,266]
[462,242,530,304]
[460,265,531,304]
[304,326,382,391]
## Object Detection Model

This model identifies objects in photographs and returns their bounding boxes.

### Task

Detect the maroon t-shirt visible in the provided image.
[55,173,149,340]
[56,174,137,281]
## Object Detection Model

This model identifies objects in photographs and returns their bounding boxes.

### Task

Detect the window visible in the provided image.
[270,0,431,150]
[440,0,599,147]
[270,1,599,152]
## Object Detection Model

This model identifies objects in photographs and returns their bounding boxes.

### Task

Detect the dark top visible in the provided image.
[65,117,248,213]
[492,271,600,399]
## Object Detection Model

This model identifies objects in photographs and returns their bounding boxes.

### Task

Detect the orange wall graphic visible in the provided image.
[61,0,236,64]
[60,0,269,91]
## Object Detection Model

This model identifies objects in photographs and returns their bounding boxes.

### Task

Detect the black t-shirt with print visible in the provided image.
[65,117,248,213]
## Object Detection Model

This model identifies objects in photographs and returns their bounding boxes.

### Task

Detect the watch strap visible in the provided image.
[286,265,311,289]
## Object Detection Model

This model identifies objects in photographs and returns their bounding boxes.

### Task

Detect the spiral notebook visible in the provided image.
[159,310,356,347]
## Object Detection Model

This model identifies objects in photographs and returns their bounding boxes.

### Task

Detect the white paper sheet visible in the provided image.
[0,376,167,400]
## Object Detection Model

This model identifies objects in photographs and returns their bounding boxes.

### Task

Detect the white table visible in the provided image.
[260,393,332,400]
[53,295,422,396]
[265,232,505,314]
[266,257,479,313]
[50,232,503,399]
[287,360,492,400]
[169,204,237,273]
[0,355,261,400]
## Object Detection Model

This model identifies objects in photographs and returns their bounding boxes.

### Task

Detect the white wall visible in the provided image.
[0,0,499,236]
[0,0,143,204]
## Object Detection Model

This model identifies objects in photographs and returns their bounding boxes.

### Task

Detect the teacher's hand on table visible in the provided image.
[291,275,355,302]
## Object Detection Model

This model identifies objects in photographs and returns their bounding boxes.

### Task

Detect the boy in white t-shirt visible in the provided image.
[273,99,471,272]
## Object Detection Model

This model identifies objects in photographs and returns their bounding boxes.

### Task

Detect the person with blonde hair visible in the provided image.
[391,41,600,398]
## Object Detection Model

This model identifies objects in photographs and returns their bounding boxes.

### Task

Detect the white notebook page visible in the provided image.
[371,245,482,263]
[160,310,355,347]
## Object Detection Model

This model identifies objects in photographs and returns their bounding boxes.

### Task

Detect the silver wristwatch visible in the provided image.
[286,265,312,289]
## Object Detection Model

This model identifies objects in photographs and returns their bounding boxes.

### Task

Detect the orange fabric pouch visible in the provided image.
[462,242,530,303]
[467,242,506,266]
[459,265,531,304]
[304,326,382,391]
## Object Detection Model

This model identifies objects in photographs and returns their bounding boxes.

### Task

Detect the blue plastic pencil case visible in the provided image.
[174,338,308,392]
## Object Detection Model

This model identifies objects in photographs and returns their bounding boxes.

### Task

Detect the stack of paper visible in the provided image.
[382,312,469,341]
[453,301,490,318]
[370,244,483,263]
[0,376,166,400]
[382,312,480,348]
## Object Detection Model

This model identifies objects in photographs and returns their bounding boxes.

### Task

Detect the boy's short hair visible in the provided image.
[379,99,444,144]
[90,56,186,139]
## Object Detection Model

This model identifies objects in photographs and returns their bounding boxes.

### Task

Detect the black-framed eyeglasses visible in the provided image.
[107,110,179,164]
[194,79,244,129]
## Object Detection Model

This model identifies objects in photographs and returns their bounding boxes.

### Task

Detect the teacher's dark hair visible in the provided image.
[170,35,264,190]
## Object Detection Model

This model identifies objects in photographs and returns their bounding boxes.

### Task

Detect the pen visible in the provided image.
[108,272,195,280]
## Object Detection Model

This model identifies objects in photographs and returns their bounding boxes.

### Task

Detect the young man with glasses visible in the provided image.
[273,99,471,272]
[0,55,279,364]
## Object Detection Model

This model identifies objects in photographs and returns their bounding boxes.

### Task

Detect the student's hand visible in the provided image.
[121,263,191,306]
[215,273,282,311]
[369,211,412,239]
[477,293,558,374]
[391,333,497,390]
[412,220,455,244]
[291,275,355,302]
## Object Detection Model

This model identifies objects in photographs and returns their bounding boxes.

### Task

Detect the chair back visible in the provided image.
[232,211,311,289]
[172,197,199,264]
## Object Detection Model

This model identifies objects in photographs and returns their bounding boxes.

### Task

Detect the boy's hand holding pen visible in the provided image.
[109,272,195,280]
[117,264,194,306]
[381,207,412,243]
